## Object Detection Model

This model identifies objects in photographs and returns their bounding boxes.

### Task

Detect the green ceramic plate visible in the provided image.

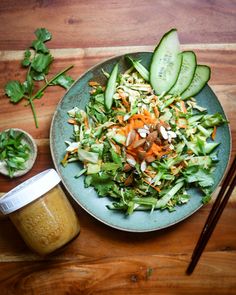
[50,52,231,232]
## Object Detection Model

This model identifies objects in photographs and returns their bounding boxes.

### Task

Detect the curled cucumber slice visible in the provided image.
[126,56,149,81]
[150,28,182,95]
[105,63,119,110]
[169,51,197,96]
[181,65,211,100]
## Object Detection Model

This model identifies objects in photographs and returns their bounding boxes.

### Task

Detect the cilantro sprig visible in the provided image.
[4,28,74,128]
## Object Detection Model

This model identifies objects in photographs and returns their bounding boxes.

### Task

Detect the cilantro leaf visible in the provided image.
[31,53,53,73]
[31,39,49,53]
[22,49,31,67]
[89,173,115,197]
[184,167,214,187]
[51,74,74,89]
[5,81,25,103]
[30,70,45,81]
[102,162,121,172]
[201,113,227,128]
[34,28,52,42]
[23,75,34,95]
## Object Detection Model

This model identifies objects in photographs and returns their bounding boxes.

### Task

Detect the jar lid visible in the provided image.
[0,169,61,215]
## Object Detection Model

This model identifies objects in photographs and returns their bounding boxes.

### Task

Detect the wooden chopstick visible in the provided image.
[186,156,236,275]
[191,156,236,259]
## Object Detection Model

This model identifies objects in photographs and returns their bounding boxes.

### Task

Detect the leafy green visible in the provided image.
[88,173,115,197]
[183,166,214,188]
[51,74,74,89]
[34,28,52,42]
[31,53,53,73]
[31,39,49,53]
[102,162,121,172]
[0,129,30,177]
[5,81,25,103]
[4,28,74,128]
[201,113,227,128]
[22,49,31,67]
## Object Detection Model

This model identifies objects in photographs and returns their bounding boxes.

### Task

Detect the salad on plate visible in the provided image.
[61,29,227,215]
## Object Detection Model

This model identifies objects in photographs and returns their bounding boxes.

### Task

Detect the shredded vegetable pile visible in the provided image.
[61,67,226,214]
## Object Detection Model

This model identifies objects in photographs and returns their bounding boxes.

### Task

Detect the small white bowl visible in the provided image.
[0,128,37,178]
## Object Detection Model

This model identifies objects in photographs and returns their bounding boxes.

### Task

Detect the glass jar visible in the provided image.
[0,169,80,255]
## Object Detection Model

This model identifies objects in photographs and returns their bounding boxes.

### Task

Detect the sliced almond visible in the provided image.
[144,141,153,151]
[137,150,146,161]
[126,154,136,167]
[126,129,136,146]
[140,161,147,172]
[124,173,134,186]
[123,163,132,172]
[167,130,177,138]
[133,138,146,149]
[155,137,162,145]
[160,126,168,140]
[137,128,149,138]
[145,155,156,163]
[147,131,158,143]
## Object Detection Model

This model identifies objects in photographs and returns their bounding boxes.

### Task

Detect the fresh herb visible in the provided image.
[0,129,30,177]
[4,28,74,128]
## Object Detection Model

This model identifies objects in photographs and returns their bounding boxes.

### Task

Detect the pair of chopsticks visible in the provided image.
[186,156,236,275]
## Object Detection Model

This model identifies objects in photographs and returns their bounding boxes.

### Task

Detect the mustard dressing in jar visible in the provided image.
[0,169,80,255]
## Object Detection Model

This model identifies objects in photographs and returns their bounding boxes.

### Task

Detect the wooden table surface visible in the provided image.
[0,1,236,294]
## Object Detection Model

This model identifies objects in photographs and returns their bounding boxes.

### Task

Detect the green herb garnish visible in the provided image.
[4,28,74,128]
[0,129,30,178]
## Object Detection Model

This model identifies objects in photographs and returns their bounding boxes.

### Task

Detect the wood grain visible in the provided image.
[0,252,236,295]
[0,0,236,50]
[0,43,236,294]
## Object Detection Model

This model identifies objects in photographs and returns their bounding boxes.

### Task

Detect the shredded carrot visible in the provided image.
[153,106,159,118]
[110,140,122,154]
[117,115,124,125]
[117,129,126,136]
[143,109,151,117]
[68,119,77,125]
[180,101,187,113]
[130,119,144,129]
[84,117,89,129]
[88,81,99,87]
[120,96,130,111]
[212,126,217,140]
[131,114,154,123]
[177,118,187,129]
[144,169,156,178]
[130,119,135,130]
[61,152,69,165]
[150,143,162,156]
[170,104,180,116]
[145,149,154,156]
[126,151,137,157]
[144,179,161,192]
[134,132,140,142]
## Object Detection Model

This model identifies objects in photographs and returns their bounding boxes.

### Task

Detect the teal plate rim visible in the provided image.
[50,52,231,232]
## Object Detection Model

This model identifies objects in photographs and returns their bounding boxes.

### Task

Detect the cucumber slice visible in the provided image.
[150,29,182,95]
[126,56,149,81]
[105,63,119,110]
[169,51,197,96]
[181,65,211,100]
